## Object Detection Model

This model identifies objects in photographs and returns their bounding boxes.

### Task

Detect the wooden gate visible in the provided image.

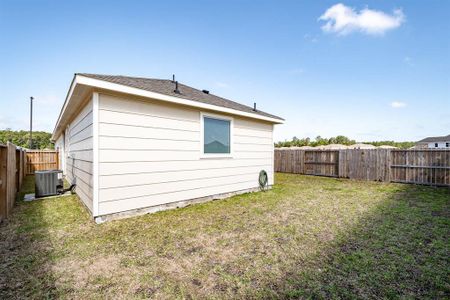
[304,150,339,177]
[341,149,390,182]
[26,150,59,175]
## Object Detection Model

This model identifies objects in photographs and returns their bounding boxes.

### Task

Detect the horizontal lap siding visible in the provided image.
[100,173,262,202]
[98,93,274,215]
[100,166,273,189]
[55,135,65,172]
[100,181,257,215]
[65,99,94,212]
[99,123,199,140]
[99,159,272,175]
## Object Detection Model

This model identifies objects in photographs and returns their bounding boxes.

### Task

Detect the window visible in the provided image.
[435,143,438,148]
[446,142,449,148]
[201,114,232,156]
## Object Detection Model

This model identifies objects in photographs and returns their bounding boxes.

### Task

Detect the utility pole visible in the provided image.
[29,96,33,149]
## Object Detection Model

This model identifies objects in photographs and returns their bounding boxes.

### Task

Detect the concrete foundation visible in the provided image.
[23,191,73,202]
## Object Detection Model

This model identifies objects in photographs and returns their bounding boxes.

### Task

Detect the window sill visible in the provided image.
[200,154,233,159]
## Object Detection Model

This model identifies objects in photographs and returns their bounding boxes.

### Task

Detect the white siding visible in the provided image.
[98,93,274,216]
[427,142,450,149]
[54,134,65,173]
[64,99,94,212]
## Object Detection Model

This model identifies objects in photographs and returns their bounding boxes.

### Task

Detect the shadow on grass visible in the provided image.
[0,175,59,297]
[0,174,448,298]
[0,175,91,298]
[282,183,450,299]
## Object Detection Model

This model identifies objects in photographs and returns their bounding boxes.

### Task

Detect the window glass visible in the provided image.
[204,117,230,154]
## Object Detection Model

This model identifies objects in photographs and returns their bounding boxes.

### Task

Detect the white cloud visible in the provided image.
[403,56,414,66]
[390,101,407,108]
[0,116,7,130]
[0,115,28,131]
[303,34,319,43]
[319,3,405,36]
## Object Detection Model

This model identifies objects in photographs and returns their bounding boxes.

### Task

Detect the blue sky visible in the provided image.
[0,0,449,142]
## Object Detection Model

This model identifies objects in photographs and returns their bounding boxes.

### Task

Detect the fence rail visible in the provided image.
[275,149,450,187]
[25,150,59,175]
[0,142,26,221]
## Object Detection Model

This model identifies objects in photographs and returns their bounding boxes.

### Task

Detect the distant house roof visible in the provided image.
[77,73,284,121]
[416,134,450,143]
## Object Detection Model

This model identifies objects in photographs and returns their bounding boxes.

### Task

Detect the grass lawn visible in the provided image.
[0,173,449,299]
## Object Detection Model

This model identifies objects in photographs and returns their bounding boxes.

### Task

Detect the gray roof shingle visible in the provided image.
[77,73,283,121]
[417,134,450,143]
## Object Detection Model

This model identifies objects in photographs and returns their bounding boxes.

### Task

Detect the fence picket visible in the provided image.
[25,150,59,175]
[0,143,26,221]
[275,148,450,187]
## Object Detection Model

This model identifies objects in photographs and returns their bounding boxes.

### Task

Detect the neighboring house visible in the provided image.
[415,135,450,149]
[52,74,284,222]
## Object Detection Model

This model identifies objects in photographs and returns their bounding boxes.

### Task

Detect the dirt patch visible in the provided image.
[2,174,448,299]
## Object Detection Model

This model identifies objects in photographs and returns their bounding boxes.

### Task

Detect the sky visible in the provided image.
[0,0,449,142]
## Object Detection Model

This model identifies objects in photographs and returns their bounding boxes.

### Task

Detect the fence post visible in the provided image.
[338,150,344,177]
[300,150,305,174]
[386,149,391,182]
[0,146,6,221]
[22,150,25,180]
[5,142,16,217]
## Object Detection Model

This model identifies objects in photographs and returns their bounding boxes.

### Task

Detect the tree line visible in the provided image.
[0,129,54,149]
[1,130,416,150]
[275,135,415,149]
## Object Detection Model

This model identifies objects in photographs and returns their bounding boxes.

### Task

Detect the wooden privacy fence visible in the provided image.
[390,150,450,186]
[0,142,26,221]
[26,150,59,175]
[275,149,450,187]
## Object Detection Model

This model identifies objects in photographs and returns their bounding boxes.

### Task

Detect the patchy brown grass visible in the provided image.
[0,174,448,299]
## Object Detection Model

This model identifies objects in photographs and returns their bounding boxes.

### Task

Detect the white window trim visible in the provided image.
[200,112,234,158]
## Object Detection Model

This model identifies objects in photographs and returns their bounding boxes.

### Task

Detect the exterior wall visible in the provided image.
[63,98,94,212]
[427,142,450,149]
[54,134,65,173]
[97,93,274,216]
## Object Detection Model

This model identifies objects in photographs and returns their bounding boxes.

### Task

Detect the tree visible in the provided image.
[275,135,414,149]
[0,130,54,149]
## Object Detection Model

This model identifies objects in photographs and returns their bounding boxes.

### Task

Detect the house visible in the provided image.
[52,74,284,222]
[415,135,450,149]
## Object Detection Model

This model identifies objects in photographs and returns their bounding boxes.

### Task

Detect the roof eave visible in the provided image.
[51,75,78,141]
[52,74,284,140]
[75,75,285,123]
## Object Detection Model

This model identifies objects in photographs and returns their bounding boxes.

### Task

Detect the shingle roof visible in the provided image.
[417,134,450,143]
[77,73,283,121]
